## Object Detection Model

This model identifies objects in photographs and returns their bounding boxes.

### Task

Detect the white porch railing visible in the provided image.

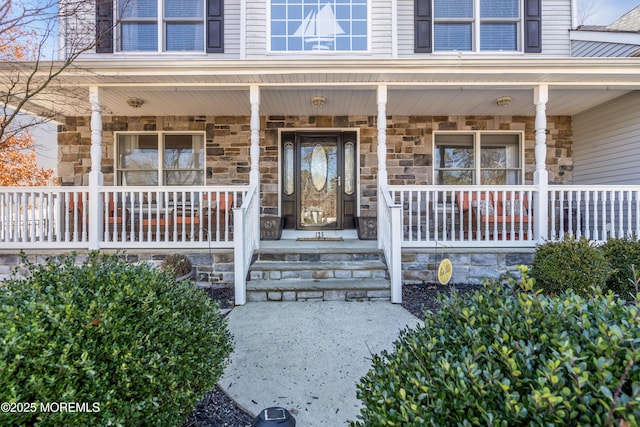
[0,186,248,249]
[379,183,403,303]
[0,188,90,248]
[549,186,640,242]
[233,183,260,305]
[388,186,538,248]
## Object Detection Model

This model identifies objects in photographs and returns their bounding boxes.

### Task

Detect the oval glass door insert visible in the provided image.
[310,144,328,191]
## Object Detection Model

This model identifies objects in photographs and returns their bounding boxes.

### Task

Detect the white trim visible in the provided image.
[432,130,526,185]
[115,0,207,54]
[113,130,207,186]
[240,0,246,58]
[432,0,524,53]
[276,128,361,222]
[569,30,640,46]
[265,0,372,54]
[390,0,398,58]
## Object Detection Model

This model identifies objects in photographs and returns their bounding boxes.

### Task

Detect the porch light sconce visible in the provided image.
[310,95,326,107]
[495,96,512,107]
[126,97,144,108]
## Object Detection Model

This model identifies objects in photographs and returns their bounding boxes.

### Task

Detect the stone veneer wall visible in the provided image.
[57,114,572,217]
[0,251,235,287]
[401,249,534,285]
[0,249,534,288]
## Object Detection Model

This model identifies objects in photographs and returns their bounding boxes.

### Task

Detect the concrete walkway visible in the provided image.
[219,302,423,426]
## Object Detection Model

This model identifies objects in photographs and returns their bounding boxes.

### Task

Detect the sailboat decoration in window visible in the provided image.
[293,2,345,50]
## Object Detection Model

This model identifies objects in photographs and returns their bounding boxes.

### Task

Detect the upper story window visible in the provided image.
[415,0,541,53]
[270,0,368,52]
[118,0,204,52]
[434,0,519,52]
[434,132,523,185]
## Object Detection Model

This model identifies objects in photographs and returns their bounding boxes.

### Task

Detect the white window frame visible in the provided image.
[267,0,372,54]
[433,0,523,53]
[433,131,524,185]
[115,131,206,186]
[116,0,206,53]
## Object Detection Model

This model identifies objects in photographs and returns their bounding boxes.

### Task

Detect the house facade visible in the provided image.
[1,0,640,304]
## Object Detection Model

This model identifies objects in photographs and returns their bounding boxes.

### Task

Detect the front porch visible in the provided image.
[4,60,640,304]
[2,183,639,304]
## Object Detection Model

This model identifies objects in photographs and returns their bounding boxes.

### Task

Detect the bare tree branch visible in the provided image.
[0,0,120,144]
[577,0,598,26]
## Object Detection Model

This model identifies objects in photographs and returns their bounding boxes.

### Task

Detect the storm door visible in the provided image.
[281,132,357,230]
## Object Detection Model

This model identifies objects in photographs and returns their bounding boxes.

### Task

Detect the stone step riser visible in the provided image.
[248,249,391,302]
[254,253,385,263]
[249,269,389,281]
[247,289,391,302]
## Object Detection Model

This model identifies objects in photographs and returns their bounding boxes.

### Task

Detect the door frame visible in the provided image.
[277,128,360,230]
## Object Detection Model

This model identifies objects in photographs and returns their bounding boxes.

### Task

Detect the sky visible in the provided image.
[587,0,639,25]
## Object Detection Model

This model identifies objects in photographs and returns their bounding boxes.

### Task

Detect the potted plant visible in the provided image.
[161,254,194,282]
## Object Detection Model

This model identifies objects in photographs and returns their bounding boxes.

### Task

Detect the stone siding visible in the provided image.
[57,114,573,217]
[402,249,534,285]
[0,250,235,288]
[2,249,534,292]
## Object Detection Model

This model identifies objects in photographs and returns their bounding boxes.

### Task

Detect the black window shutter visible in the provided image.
[96,0,114,53]
[414,0,432,53]
[207,0,224,53]
[524,0,542,53]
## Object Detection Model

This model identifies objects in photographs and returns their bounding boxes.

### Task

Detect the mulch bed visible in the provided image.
[183,282,481,426]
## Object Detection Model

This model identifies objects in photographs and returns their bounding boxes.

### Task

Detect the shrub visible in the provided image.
[602,237,640,297]
[531,235,610,296]
[351,269,640,427]
[0,252,232,427]
[161,253,193,279]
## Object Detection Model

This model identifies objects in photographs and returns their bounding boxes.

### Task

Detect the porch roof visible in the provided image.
[5,57,640,119]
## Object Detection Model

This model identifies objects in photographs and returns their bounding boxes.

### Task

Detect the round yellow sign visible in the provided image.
[438,258,452,285]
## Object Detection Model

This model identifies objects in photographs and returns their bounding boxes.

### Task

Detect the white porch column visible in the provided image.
[249,85,261,247]
[533,85,549,242]
[88,86,104,250]
[377,85,388,249]
[377,85,388,184]
[249,86,260,186]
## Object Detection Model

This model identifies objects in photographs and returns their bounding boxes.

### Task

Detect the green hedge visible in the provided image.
[352,268,640,426]
[602,237,640,298]
[531,235,610,297]
[0,252,232,427]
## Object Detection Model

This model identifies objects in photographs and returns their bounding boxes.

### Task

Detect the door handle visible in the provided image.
[337,176,341,187]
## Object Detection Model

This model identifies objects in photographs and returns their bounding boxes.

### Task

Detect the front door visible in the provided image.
[281,132,357,230]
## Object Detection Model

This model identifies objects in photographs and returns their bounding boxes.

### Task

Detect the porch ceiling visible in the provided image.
[9,57,640,120]
[39,86,632,118]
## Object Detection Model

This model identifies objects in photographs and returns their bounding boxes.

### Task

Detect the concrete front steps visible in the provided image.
[246,248,391,302]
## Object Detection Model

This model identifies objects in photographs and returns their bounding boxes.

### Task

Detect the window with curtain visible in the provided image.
[118,0,204,52]
[117,133,205,186]
[434,132,522,185]
[270,0,368,51]
[434,0,520,52]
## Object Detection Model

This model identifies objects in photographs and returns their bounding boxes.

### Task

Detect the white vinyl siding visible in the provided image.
[245,0,268,55]
[396,0,414,57]
[370,0,394,55]
[71,0,571,59]
[539,0,571,56]
[573,92,640,185]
